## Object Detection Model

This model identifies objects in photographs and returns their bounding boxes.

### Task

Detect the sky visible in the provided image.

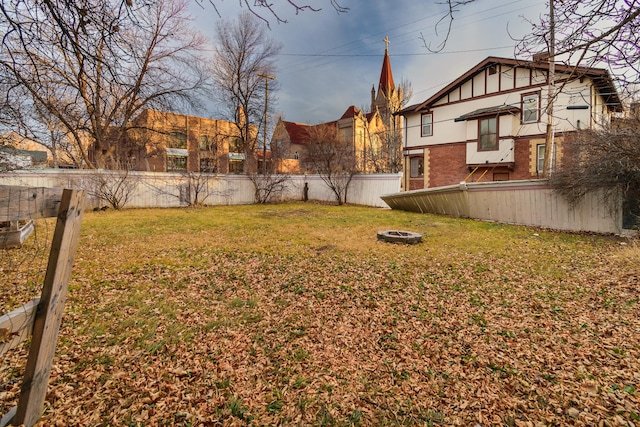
[190,0,549,124]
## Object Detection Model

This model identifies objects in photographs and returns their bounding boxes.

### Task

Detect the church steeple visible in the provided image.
[378,36,395,97]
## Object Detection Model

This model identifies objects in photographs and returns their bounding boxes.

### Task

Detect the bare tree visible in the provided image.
[515,1,640,94]
[249,173,291,204]
[549,115,640,228]
[383,77,412,173]
[181,171,226,206]
[87,170,139,210]
[429,1,639,95]
[193,0,348,27]
[420,0,476,53]
[0,0,210,169]
[144,170,232,206]
[211,11,282,175]
[304,124,358,205]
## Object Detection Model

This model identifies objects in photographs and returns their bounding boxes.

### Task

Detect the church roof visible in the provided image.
[340,106,360,120]
[378,47,395,97]
[281,119,339,144]
[340,106,378,123]
[282,121,311,143]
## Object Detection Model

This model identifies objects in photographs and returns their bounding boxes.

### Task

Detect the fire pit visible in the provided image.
[377,230,422,244]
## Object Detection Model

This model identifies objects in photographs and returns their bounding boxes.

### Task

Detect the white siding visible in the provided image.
[486,70,499,93]
[473,73,485,97]
[461,80,473,99]
[532,69,547,85]
[502,67,515,90]
[466,139,515,164]
[515,67,530,88]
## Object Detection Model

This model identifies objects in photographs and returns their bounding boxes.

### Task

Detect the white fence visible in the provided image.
[382,179,624,234]
[0,170,402,209]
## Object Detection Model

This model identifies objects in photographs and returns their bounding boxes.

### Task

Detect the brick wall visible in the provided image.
[428,143,468,188]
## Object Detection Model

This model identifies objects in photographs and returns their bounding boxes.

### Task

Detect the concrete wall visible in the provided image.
[382,179,623,234]
[0,170,402,209]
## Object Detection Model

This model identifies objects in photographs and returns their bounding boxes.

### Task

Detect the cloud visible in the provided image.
[192,0,547,124]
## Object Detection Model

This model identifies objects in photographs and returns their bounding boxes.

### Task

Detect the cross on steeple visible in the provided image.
[383,36,390,52]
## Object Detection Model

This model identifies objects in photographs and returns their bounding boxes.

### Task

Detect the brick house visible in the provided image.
[91,109,257,173]
[399,56,622,190]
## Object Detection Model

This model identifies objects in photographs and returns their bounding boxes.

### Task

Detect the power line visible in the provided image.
[275,1,546,78]
[279,46,516,58]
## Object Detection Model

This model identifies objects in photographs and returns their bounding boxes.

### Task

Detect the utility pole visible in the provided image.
[543,0,556,177]
[259,73,276,175]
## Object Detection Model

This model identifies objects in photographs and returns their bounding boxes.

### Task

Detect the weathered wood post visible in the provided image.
[0,187,84,427]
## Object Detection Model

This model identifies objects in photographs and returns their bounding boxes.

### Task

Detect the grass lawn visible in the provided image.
[2,202,639,426]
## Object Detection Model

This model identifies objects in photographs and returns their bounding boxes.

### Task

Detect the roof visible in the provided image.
[378,48,395,97]
[282,121,312,143]
[281,119,338,144]
[401,56,622,114]
[340,106,360,120]
[339,106,379,123]
[456,105,521,121]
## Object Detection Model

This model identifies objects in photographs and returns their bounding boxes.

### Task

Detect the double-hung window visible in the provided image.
[537,144,546,173]
[522,93,540,124]
[421,113,433,137]
[479,117,498,151]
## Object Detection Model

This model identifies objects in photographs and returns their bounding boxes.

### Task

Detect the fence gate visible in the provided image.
[0,186,84,427]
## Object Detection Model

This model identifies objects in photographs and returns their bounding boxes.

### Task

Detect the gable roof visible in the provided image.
[340,106,360,120]
[281,120,312,144]
[401,56,622,114]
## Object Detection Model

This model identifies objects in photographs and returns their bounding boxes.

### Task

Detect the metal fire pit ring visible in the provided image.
[377,230,422,244]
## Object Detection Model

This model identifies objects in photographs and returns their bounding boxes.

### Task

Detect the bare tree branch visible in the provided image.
[0,0,210,169]
[550,115,640,229]
[303,124,358,205]
[420,0,476,53]
[192,0,348,27]
[516,0,640,95]
[210,11,282,173]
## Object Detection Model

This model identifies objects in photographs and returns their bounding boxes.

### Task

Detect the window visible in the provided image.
[410,156,424,178]
[199,135,216,152]
[229,159,244,174]
[341,128,350,143]
[294,151,299,160]
[229,137,243,153]
[537,144,545,173]
[421,113,433,137]
[167,155,187,171]
[522,93,540,124]
[479,117,498,151]
[169,132,187,149]
[200,158,217,173]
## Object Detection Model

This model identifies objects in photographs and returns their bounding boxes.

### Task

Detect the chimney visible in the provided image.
[533,51,550,62]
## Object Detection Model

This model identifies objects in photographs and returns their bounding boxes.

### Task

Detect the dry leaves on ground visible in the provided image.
[1,204,638,426]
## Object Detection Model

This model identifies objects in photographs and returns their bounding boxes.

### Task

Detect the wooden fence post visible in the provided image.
[13,189,84,427]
